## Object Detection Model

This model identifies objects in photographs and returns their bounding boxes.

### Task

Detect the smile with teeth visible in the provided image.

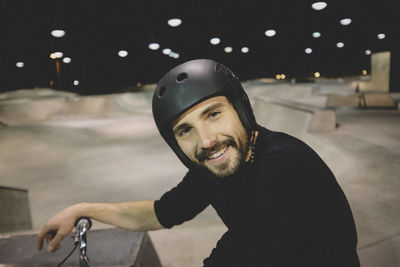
[208,146,228,160]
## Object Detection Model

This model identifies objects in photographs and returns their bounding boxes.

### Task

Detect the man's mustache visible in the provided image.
[196,138,237,162]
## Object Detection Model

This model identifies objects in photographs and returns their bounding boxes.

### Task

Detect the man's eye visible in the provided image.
[179,128,191,136]
[209,111,220,118]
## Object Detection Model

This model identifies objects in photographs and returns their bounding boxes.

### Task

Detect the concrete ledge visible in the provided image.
[0,228,162,266]
[0,186,32,233]
[326,93,359,107]
[364,93,396,108]
[254,96,336,133]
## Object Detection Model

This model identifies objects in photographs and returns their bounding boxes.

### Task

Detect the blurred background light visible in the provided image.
[168,18,182,27]
[51,29,65,38]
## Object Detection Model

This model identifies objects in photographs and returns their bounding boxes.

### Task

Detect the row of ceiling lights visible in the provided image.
[15,1,385,84]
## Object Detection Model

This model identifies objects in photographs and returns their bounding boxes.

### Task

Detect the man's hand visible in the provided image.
[37,200,162,253]
[37,204,81,252]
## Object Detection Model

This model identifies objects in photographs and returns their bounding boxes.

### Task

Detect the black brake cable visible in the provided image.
[57,243,78,267]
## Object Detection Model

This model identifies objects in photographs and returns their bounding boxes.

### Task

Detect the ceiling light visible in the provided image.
[16,62,24,68]
[340,18,352,26]
[305,48,312,54]
[168,18,182,27]
[314,72,321,78]
[51,29,65,38]
[210,37,221,45]
[311,2,327,10]
[163,48,172,55]
[224,47,233,53]
[148,43,160,50]
[275,74,281,80]
[168,52,175,57]
[50,52,63,59]
[265,29,276,37]
[377,33,386,39]
[63,57,71,63]
[281,74,286,79]
[362,70,367,75]
[336,42,344,48]
[118,50,128,57]
[365,49,371,55]
[241,47,249,53]
[312,32,321,38]
[173,53,180,59]
[73,80,79,86]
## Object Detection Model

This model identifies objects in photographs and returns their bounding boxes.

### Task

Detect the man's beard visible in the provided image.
[193,133,250,181]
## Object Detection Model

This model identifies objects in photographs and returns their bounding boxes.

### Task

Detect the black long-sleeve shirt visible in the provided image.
[154,125,360,266]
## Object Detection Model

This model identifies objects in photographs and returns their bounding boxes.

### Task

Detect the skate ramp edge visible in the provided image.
[253,96,336,136]
[0,92,153,126]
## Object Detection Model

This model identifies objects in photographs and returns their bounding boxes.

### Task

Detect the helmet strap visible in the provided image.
[249,130,256,164]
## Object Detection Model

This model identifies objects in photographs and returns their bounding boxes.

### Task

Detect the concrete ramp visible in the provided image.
[0,90,153,126]
[253,96,336,138]
[364,93,396,108]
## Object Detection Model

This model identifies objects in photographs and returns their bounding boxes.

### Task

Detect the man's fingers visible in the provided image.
[37,227,52,250]
[47,232,65,252]
[37,226,56,250]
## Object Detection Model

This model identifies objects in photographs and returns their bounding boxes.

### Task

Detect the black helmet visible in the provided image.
[152,59,257,168]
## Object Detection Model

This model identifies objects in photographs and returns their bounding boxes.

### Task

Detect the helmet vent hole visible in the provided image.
[176,72,188,83]
[158,86,166,98]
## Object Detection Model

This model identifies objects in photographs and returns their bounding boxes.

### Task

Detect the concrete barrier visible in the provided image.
[0,228,162,266]
[0,186,32,233]
[253,96,336,137]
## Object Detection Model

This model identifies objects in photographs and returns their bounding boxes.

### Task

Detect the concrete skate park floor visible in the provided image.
[1,83,399,267]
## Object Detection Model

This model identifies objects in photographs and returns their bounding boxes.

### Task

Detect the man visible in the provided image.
[38,59,360,266]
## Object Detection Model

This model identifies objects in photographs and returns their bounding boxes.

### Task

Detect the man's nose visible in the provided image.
[198,126,217,150]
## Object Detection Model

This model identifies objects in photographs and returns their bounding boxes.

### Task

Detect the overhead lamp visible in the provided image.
[210,37,221,45]
[305,48,312,54]
[63,57,71,63]
[173,53,180,59]
[73,80,79,86]
[224,47,233,53]
[275,74,281,80]
[336,42,344,48]
[312,32,321,38]
[281,74,286,79]
[118,50,128,57]
[377,33,386,39]
[365,49,371,55]
[168,18,182,27]
[51,29,65,38]
[163,48,172,55]
[241,47,249,53]
[16,62,24,68]
[314,72,320,78]
[148,43,160,50]
[311,2,327,11]
[362,70,367,75]
[340,18,352,26]
[265,29,276,37]
[50,52,63,59]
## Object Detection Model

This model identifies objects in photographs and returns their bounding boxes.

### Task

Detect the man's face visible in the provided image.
[172,96,250,177]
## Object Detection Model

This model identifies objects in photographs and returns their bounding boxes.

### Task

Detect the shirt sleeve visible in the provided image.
[154,170,214,229]
[202,154,359,266]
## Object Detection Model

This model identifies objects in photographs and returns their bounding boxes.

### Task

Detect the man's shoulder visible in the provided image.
[255,125,315,160]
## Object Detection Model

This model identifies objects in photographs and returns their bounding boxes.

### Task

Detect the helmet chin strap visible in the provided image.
[248,130,257,164]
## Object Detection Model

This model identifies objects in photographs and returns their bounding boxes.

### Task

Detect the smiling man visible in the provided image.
[172,96,252,177]
[38,59,360,266]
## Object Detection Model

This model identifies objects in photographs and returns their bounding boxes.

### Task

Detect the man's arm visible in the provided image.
[37,200,163,252]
